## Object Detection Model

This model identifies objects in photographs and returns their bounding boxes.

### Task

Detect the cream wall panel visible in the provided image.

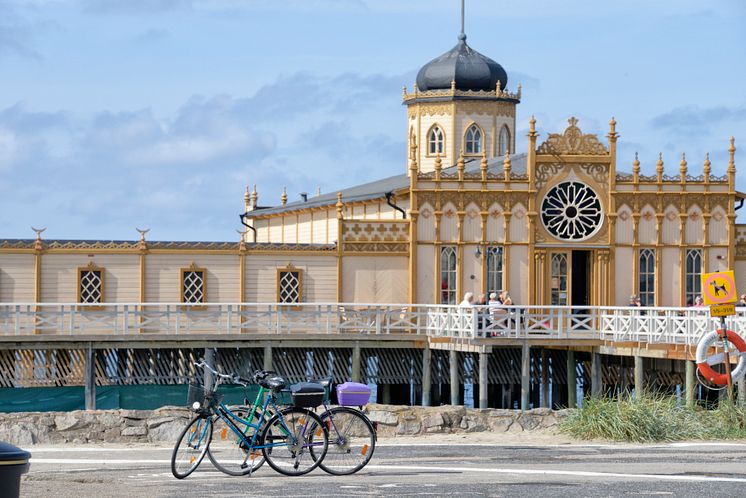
[508,246,528,304]
[282,216,297,243]
[660,248,680,306]
[462,203,482,242]
[40,254,140,303]
[485,203,504,242]
[254,219,269,243]
[638,205,657,245]
[416,245,435,304]
[509,203,528,243]
[0,254,36,302]
[328,218,339,242]
[439,203,458,242]
[244,256,337,303]
[417,203,436,241]
[708,208,728,245]
[461,245,482,298]
[298,213,312,243]
[341,256,408,303]
[312,212,328,244]
[268,220,282,243]
[615,205,633,245]
[685,207,704,244]
[708,248,728,272]
[615,247,634,306]
[661,207,681,245]
[418,115,454,173]
[145,254,239,303]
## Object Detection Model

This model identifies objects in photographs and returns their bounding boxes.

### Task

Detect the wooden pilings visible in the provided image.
[422,347,432,406]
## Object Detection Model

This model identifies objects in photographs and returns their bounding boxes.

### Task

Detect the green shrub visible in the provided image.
[559,391,746,442]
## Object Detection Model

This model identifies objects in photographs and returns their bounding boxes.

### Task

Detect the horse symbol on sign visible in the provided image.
[701,271,738,306]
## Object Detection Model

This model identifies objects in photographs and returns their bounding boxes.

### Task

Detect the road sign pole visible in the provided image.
[719,316,734,401]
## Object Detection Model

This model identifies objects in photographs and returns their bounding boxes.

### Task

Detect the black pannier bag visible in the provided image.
[290,382,325,408]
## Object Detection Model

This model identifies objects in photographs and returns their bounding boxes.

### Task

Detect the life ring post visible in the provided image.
[718,317,735,400]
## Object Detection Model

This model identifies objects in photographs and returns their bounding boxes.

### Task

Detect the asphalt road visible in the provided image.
[20,441,746,497]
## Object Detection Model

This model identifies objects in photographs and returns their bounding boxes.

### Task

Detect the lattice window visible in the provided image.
[498,125,510,156]
[685,249,703,306]
[428,125,444,155]
[277,266,303,304]
[78,264,104,305]
[486,246,504,297]
[181,264,206,304]
[465,124,482,154]
[550,254,569,306]
[440,246,457,305]
[639,249,656,307]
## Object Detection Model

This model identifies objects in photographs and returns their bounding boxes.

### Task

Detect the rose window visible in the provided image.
[541,181,603,241]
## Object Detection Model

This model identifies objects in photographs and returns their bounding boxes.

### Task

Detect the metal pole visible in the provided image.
[520,341,530,411]
[85,345,96,410]
[450,349,460,405]
[204,347,215,391]
[718,317,734,401]
[685,360,696,407]
[422,347,432,407]
[541,349,549,408]
[479,352,489,409]
[739,377,746,407]
[263,344,272,371]
[591,351,602,398]
[634,355,644,399]
[351,342,361,383]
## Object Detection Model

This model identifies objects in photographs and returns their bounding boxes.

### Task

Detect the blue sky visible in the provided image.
[1,0,745,241]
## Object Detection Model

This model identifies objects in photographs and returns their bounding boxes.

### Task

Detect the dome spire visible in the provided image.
[459,0,466,41]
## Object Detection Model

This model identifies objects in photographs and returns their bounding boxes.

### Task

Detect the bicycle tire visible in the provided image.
[171,415,213,479]
[207,407,269,476]
[260,407,328,476]
[314,406,376,475]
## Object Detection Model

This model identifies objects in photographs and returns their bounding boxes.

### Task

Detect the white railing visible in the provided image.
[0,303,745,346]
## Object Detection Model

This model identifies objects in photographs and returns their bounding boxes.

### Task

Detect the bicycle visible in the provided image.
[170,361,329,479]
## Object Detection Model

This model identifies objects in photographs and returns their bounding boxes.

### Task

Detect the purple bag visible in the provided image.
[336,382,371,406]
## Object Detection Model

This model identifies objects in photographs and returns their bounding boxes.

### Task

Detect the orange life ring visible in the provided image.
[695,329,746,386]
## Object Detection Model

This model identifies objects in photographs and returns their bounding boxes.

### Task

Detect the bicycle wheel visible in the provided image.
[260,407,328,476]
[171,415,213,479]
[208,407,268,476]
[314,406,376,475]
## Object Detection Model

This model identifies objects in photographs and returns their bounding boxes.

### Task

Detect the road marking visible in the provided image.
[28,458,746,483]
[365,464,746,483]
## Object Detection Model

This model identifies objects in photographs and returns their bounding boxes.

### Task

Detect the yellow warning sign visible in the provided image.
[710,303,736,318]
[701,270,738,306]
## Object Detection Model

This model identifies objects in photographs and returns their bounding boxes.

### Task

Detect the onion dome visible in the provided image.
[416,34,508,92]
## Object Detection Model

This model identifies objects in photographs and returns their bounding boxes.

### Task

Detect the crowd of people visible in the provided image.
[458,290,515,336]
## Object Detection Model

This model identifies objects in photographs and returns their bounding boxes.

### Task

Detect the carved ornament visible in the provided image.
[537,117,608,155]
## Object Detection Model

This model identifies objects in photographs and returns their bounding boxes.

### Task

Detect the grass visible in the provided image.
[558,391,746,442]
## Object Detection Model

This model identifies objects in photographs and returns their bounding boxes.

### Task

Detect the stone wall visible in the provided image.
[0,404,569,446]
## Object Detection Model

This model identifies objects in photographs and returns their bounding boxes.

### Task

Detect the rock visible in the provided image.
[528,408,553,416]
[148,420,186,442]
[121,426,147,437]
[147,416,177,429]
[507,419,524,433]
[518,415,541,431]
[120,410,150,420]
[396,420,422,436]
[488,417,514,432]
[439,407,466,427]
[368,410,398,426]
[55,414,87,431]
[422,413,445,429]
[4,425,35,446]
[459,416,486,433]
[97,413,122,428]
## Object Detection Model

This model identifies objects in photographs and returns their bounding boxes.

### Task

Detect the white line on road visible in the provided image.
[28,458,746,484]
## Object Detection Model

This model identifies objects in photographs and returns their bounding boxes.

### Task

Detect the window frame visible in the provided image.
[498,125,511,156]
[638,248,656,307]
[277,264,303,307]
[180,262,207,309]
[485,246,504,297]
[77,262,105,310]
[464,123,483,155]
[684,248,703,306]
[427,124,445,156]
[440,246,458,305]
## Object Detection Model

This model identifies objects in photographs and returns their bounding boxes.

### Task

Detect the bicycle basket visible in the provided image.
[187,383,224,409]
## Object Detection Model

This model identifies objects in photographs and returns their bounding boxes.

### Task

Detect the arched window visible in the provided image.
[638,249,656,307]
[428,125,444,155]
[498,126,510,156]
[465,124,482,154]
[440,246,457,305]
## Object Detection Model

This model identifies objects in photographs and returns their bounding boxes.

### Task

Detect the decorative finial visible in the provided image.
[568,116,579,128]
[336,192,344,220]
[704,152,711,178]
[136,227,149,250]
[31,226,46,251]
[250,184,258,208]
[529,115,536,131]
[244,185,250,210]
[516,82,522,99]
[480,150,488,180]
[451,79,456,92]
[316,187,321,197]
[459,0,466,41]
[413,82,418,95]
[496,80,501,96]
[679,153,687,181]
[728,136,736,174]
[280,187,287,206]
[632,152,640,175]
[402,85,407,99]
[457,148,465,180]
[236,229,247,249]
[503,150,512,181]
[656,153,664,181]
[434,153,442,181]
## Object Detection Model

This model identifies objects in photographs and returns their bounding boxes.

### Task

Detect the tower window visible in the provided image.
[498,125,510,156]
[428,125,444,155]
[465,124,482,154]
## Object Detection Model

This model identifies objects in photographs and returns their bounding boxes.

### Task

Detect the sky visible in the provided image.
[1,0,745,241]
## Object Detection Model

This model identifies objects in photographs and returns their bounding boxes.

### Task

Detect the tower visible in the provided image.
[403,5,520,174]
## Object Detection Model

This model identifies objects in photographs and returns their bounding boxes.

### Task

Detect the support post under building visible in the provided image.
[521,342,530,411]
[263,344,272,371]
[634,355,644,398]
[422,347,432,407]
[479,352,489,409]
[591,351,602,398]
[685,360,696,407]
[541,349,549,408]
[449,350,459,405]
[85,345,96,410]
[351,342,361,383]
[567,350,576,408]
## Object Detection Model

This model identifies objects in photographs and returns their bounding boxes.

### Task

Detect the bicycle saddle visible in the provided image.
[259,375,286,390]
